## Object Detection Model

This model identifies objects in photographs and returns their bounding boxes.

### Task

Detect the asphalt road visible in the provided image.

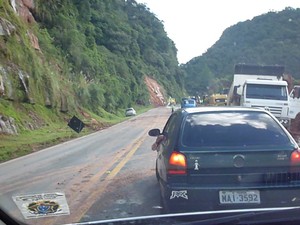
[0,106,171,225]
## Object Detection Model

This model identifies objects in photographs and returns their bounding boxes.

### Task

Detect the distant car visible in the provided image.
[181,98,196,108]
[149,107,300,213]
[125,107,136,116]
[208,93,228,106]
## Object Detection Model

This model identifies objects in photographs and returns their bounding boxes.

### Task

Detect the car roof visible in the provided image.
[245,79,287,85]
[182,106,267,114]
[183,98,195,101]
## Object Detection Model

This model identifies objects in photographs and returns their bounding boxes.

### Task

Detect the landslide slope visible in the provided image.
[0,0,185,131]
[0,0,184,161]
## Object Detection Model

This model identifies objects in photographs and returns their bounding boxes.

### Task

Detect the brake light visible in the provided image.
[291,149,300,166]
[168,152,187,175]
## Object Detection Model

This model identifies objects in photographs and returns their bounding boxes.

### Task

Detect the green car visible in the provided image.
[149,107,300,213]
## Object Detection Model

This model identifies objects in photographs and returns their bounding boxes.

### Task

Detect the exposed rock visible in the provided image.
[9,0,40,50]
[18,69,35,103]
[0,75,4,96]
[0,115,18,135]
[22,0,34,9]
[77,109,108,131]
[60,94,68,113]
[144,76,166,106]
[80,111,91,119]
[27,110,45,129]
[0,18,16,36]
[27,30,40,50]
[11,0,35,24]
[0,66,35,102]
[18,70,29,94]
[45,94,52,108]
[29,97,35,104]
[0,66,14,100]
[10,0,17,12]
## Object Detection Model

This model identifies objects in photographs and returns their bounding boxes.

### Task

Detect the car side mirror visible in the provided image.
[148,128,161,137]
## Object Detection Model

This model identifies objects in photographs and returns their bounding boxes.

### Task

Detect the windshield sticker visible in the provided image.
[13,192,70,219]
[170,190,188,200]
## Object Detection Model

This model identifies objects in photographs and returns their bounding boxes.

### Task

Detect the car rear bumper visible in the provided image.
[160,182,300,213]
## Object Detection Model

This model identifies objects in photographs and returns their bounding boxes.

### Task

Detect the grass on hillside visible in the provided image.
[0,105,153,163]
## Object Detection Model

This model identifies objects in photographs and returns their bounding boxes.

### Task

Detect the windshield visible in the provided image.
[181,112,290,148]
[245,84,288,100]
[215,98,226,103]
[1,1,300,225]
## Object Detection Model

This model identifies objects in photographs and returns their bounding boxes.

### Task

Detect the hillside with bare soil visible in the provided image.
[144,76,166,107]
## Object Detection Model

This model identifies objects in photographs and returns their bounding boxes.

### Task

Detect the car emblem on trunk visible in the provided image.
[194,160,199,170]
[170,190,188,200]
[233,154,245,168]
[277,151,288,160]
[237,175,242,182]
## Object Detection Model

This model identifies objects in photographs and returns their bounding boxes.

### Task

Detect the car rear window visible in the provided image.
[181,111,291,148]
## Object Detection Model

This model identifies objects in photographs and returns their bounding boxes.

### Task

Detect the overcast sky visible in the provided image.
[135,0,300,64]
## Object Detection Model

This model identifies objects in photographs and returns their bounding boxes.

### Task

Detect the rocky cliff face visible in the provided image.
[0,0,169,136]
[10,0,35,23]
[0,17,16,36]
[144,76,165,107]
[0,0,39,135]
[0,0,39,104]
[0,115,18,135]
[8,0,40,49]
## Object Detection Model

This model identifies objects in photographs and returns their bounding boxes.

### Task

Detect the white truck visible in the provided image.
[289,85,300,120]
[227,64,290,127]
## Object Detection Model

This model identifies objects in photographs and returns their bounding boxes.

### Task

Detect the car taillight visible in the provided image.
[290,149,300,166]
[168,152,187,175]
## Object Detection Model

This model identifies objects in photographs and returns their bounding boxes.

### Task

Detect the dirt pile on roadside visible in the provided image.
[144,76,166,107]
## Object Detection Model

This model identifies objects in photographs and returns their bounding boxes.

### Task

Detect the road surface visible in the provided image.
[0,107,171,225]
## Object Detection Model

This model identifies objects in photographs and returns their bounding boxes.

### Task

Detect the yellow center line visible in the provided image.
[43,133,148,225]
[73,133,148,222]
[106,135,146,180]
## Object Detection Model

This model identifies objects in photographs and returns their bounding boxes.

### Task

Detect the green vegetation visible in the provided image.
[1,1,300,162]
[0,0,184,161]
[0,99,149,162]
[0,125,77,162]
[182,7,300,96]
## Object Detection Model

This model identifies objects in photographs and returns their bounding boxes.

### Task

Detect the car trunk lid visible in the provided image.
[180,147,300,186]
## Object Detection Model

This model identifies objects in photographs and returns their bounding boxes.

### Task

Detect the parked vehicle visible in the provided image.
[208,93,227,106]
[227,64,290,127]
[125,107,136,116]
[149,107,300,213]
[181,98,196,108]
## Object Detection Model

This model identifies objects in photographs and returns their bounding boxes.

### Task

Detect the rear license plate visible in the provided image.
[219,190,260,204]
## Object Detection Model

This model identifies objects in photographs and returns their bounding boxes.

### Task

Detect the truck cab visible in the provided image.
[227,64,290,128]
[241,79,290,125]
